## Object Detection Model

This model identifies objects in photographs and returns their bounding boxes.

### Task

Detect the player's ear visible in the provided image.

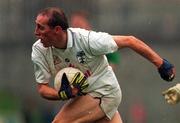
[54,26,63,33]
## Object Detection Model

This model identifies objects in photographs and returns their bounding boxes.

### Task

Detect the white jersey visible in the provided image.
[31,28,119,93]
[32,28,122,119]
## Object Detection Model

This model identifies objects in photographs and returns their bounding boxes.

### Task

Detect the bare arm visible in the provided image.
[113,35,163,68]
[37,83,60,100]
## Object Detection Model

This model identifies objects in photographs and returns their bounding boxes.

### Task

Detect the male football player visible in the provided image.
[32,7,175,123]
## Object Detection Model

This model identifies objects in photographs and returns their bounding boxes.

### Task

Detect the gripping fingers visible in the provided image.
[163,89,180,105]
[71,72,82,84]
[71,72,89,92]
[165,93,178,105]
[80,81,89,90]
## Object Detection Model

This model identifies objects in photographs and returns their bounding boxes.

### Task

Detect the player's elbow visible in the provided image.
[126,36,138,45]
[124,36,142,49]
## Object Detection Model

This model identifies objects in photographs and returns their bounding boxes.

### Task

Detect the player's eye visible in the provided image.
[36,24,45,31]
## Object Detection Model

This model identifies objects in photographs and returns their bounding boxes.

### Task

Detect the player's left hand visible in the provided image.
[158,59,175,81]
[162,84,180,105]
[71,72,89,96]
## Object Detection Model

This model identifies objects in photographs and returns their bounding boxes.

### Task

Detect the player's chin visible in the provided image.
[41,40,51,47]
[35,35,42,40]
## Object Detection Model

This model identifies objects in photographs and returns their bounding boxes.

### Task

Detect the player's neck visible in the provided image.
[55,31,67,49]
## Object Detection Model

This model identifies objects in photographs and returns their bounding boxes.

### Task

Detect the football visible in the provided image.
[54,67,84,91]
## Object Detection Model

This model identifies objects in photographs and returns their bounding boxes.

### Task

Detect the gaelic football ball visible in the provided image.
[54,67,84,91]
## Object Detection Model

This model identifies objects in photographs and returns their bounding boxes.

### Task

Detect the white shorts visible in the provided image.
[89,86,122,120]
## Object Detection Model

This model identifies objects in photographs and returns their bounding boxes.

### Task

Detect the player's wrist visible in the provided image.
[58,87,83,100]
[58,89,75,100]
[158,58,175,81]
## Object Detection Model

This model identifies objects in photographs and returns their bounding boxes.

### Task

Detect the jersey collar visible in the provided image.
[66,29,73,48]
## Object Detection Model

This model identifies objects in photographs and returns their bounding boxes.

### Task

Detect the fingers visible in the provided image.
[164,93,178,105]
[71,72,82,84]
[71,72,89,93]
[58,71,89,100]
[169,69,175,81]
[162,88,180,105]
[72,72,87,85]
[61,73,69,83]
[162,90,169,96]
[61,73,70,90]
[80,82,89,90]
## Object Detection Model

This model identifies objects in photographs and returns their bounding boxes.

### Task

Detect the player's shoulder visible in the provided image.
[69,27,89,33]
[69,28,90,38]
[69,28,110,38]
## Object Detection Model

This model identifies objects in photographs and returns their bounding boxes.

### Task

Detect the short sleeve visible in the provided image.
[31,44,51,84]
[88,31,118,55]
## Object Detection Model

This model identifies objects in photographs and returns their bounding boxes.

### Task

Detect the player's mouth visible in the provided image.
[35,34,42,40]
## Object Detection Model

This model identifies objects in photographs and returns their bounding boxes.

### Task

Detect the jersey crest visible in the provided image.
[76,51,86,64]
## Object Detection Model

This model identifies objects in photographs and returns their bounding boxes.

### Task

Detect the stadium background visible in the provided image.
[0,0,180,122]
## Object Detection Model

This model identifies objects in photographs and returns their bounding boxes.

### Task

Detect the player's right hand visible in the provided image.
[58,73,74,100]
[162,84,180,105]
[58,72,89,100]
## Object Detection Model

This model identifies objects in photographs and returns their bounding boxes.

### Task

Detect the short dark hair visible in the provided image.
[38,7,69,30]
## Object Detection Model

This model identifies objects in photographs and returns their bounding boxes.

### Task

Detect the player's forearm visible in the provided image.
[37,83,60,100]
[113,35,163,68]
[128,37,163,68]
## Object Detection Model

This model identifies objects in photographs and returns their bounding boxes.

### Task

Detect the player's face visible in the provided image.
[34,15,58,47]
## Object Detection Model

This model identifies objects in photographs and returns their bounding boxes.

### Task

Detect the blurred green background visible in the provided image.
[0,0,180,123]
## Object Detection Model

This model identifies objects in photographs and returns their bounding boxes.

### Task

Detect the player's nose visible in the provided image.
[34,26,40,35]
[34,29,40,37]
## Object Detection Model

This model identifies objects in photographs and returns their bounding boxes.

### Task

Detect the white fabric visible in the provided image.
[31,28,121,119]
